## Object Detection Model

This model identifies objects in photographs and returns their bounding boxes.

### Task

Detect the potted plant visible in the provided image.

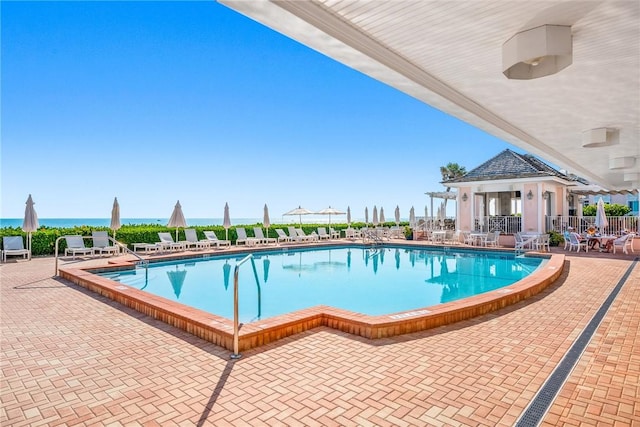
[403,226,413,240]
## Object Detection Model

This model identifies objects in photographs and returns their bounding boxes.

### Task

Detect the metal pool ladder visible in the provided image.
[230,253,260,360]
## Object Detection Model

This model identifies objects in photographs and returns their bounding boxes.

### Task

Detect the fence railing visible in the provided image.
[545,215,638,235]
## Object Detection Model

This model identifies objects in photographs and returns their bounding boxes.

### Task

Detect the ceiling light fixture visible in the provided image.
[502,25,572,80]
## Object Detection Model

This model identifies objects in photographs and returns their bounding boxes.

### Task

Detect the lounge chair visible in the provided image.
[275,228,293,244]
[65,235,94,259]
[91,231,119,257]
[317,227,331,240]
[612,233,635,254]
[295,228,318,242]
[568,232,588,252]
[2,236,30,262]
[203,231,231,248]
[157,232,185,252]
[184,229,210,250]
[287,227,305,242]
[254,228,276,245]
[236,228,260,246]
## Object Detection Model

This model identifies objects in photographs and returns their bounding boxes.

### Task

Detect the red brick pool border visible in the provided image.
[59,249,564,352]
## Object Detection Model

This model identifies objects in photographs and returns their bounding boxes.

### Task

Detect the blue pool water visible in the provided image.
[99,246,545,323]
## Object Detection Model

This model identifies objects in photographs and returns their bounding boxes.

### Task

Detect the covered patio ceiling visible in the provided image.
[220,0,639,191]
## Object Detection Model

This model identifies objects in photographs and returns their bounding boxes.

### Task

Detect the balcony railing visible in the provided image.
[545,215,638,235]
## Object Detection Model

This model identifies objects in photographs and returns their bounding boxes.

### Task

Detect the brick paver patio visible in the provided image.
[1,247,638,426]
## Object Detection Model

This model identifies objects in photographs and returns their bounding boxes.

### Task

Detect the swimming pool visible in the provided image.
[98,246,545,323]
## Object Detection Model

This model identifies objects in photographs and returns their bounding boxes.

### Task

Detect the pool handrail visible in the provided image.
[231,253,260,359]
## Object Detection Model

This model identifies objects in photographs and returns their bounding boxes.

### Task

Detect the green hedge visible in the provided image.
[0,222,408,256]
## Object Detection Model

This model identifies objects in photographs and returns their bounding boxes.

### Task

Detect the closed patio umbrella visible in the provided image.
[365,207,369,226]
[409,206,415,228]
[263,204,271,240]
[22,194,39,254]
[595,197,608,231]
[283,206,313,227]
[110,197,121,240]
[347,206,352,226]
[395,205,400,226]
[167,266,187,299]
[167,200,187,242]
[379,207,385,225]
[223,202,231,241]
[372,206,379,227]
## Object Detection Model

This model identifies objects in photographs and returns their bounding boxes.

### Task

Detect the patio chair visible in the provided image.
[612,233,635,254]
[254,227,277,245]
[329,227,340,239]
[65,235,94,259]
[157,232,185,252]
[535,233,550,252]
[485,230,501,247]
[275,228,293,244]
[287,227,305,243]
[203,231,231,248]
[316,227,331,240]
[91,231,119,257]
[184,229,210,250]
[563,231,571,250]
[2,236,30,263]
[568,232,588,252]
[236,228,260,246]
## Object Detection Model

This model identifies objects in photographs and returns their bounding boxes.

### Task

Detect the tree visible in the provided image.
[439,162,467,211]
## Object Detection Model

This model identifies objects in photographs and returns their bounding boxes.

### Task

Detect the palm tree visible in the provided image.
[439,162,467,211]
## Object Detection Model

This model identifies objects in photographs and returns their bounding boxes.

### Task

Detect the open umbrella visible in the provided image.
[365,207,369,226]
[595,197,608,231]
[372,206,379,227]
[167,200,187,242]
[409,206,415,228]
[317,206,345,230]
[395,205,400,227]
[22,194,39,254]
[263,204,271,241]
[347,206,352,226]
[110,197,121,240]
[379,207,386,225]
[283,206,313,227]
[223,202,231,241]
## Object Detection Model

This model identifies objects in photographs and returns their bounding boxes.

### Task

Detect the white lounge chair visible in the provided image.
[254,228,276,245]
[236,228,260,246]
[612,233,635,254]
[297,228,318,242]
[275,228,293,244]
[203,231,231,248]
[157,232,185,252]
[92,231,119,257]
[317,227,331,240]
[2,236,30,262]
[329,227,340,239]
[65,235,94,259]
[184,229,210,250]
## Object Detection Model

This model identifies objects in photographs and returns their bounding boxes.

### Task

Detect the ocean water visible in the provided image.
[0,216,375,229]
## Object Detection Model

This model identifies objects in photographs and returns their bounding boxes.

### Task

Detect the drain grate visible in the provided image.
[516,257,638,427]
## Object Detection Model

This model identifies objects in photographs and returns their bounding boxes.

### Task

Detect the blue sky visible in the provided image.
[1,1,516,220]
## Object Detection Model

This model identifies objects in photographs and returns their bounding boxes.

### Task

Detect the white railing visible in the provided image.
[545,215,639,235]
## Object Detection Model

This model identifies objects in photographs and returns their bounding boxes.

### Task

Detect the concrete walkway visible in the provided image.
[1,249,638,426]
